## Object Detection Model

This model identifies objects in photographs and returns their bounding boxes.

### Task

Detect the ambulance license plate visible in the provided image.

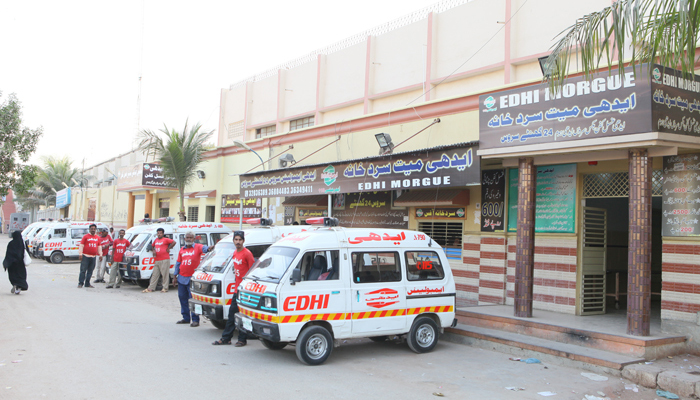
[242,317,252,332]
[194,304,203,315]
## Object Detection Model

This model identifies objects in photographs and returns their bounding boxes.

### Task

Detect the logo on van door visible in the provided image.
[364,288,399,309]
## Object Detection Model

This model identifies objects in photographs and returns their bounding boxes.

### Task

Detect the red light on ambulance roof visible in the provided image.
[246,218,261,225]
[305,217,325,225]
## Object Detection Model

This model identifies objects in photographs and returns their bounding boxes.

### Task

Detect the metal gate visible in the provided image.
[580,207,607,315]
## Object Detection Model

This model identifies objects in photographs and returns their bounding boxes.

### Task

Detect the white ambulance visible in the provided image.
[187,219,312,329]
[107,219,168,263]
[234,217,457,365]
[25,221,53,256]
[118,222,232,289]
[36,221,110,263]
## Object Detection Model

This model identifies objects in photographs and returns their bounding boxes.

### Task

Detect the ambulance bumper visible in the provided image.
[119,263,141,280]
[235,313,279,342]
[188,299,224,321]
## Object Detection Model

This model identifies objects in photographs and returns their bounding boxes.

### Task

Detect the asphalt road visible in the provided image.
[0,235,661,400]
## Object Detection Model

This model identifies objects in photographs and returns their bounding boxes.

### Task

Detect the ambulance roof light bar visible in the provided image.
[305,217,339,227]
[246,218,273,226]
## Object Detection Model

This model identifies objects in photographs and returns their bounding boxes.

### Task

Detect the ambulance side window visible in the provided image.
[54,229,67,239]
[72,228,88,239]
[194,233,208,246]
[210,233,226,245]
[352,252,401,283]
[405,251,445,281]
[296,251,337,281]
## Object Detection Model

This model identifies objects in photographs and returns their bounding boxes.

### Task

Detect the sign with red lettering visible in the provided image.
[244,282,267,294]
[364,288,399,309]
[195,272,213,282]
[283,294,330,312]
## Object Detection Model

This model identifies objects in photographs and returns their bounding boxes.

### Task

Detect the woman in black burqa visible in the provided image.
[4,231,28,294]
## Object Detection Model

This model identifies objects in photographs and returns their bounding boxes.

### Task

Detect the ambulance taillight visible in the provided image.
[305,217,339,227]
[246,218,273,226]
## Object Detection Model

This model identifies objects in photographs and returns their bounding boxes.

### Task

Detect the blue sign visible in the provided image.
[56,188,71,208]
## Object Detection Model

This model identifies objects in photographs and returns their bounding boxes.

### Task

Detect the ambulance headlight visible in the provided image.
[210,284,218,294]
[265,297,272,309]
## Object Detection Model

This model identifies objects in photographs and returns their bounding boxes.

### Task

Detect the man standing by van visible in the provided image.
[213,231,254,347]
[94,229,113,283]
[106,229,129,289]
[174,231,211,327]
[78,224,102,288]
[144,227,175,293]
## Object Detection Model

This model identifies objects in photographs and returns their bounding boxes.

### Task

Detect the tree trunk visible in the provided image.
[179,188,186,221]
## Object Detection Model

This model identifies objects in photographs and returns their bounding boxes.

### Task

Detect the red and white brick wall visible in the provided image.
[661,241,700,322]
[453,234,480,306]
[506,236,578,314]
[453,234,509,307]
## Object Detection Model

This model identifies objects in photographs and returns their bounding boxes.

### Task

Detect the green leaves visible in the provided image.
[0,92,42,197]
[545,0,700,91]
[137,120,214,214]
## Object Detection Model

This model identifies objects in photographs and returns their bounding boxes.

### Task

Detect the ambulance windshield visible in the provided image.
[129,233,152,252]
[247,246,300,283]
[199,242,235,273]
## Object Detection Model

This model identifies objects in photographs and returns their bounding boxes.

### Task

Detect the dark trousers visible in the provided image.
[221,295,247,343]
[178,281,199,323]
[79,257,96,286]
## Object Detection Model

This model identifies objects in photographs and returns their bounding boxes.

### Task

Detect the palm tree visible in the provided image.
[137,121,214,221]
[15,156,80,216]
[543,0,700,89]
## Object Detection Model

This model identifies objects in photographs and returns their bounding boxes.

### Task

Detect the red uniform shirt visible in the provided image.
[112,238,130,263]
[100,234,113,256]
[80,234,101,256]
[152,237,174,261]
[177,243,205,277]
[232,247,254,294]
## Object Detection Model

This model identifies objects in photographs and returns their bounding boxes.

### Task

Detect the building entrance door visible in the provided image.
[580,207,607,315]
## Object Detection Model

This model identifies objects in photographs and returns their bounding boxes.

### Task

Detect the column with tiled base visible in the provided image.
[628,149,652,336]
[515,157,536,318]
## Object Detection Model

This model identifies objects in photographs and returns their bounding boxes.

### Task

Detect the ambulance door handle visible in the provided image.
[356,290,359,302]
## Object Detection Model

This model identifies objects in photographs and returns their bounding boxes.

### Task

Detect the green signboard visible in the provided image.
[507,164,576,233]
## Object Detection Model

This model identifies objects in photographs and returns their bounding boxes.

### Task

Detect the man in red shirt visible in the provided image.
[94,229,113,283]
[213,231,254,347]
[174,231,212,327]
[107,229,129,289]
[144,227,175,293]
[78,224,102,288]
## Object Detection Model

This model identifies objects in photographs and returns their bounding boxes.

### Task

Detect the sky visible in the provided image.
[0,0,445,170]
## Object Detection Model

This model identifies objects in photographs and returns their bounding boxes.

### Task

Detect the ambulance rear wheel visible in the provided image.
[407,316,439,353]
[296,325,333,365]
[261,339,287,350]
[50,251,64,264]
[209,319,226,329]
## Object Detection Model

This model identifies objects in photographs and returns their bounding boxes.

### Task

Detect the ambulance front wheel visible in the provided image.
[295,325,333,365]
[50,251,64,264]
[407,316,439,353]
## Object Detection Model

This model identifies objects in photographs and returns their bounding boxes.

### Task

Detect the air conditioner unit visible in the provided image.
[279,153,296,168]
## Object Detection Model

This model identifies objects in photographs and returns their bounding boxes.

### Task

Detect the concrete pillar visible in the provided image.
[628,149,652,336]
[515,158,536,318]
[145,191,153,220]
[127,192,135,229]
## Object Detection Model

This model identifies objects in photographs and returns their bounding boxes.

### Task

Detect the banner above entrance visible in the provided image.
[479,64,700,150]
[239,143,480,199]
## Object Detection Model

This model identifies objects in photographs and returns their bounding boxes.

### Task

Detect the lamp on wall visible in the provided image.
[375,133,394,155]
[538,55,557,78]
[278,153,296,168]
[233,139,265,171]
[196,170,206,179]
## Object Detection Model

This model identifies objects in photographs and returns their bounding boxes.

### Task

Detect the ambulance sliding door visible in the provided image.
[350,250,407,334]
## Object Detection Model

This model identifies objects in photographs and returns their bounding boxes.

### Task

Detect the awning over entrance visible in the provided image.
[281,195,328,206]
[183,190,217,199]
[394,189,469,207]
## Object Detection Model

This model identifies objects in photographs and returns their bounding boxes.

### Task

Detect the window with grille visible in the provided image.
[255,125,276,139]
[583,170,662,198]
[417,222,463,261]
[187,206,199,222]
[227,120,244,139]
[205,205,215,222]
[159,208,169,218]
[290,116,314,131]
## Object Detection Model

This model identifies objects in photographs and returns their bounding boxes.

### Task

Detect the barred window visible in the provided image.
[418,221,462,261]
[290,116,314,131]
[187,206,199,222]
[255,125,276,139]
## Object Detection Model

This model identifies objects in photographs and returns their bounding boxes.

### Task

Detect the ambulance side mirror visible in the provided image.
[48,234,52,239]
[290,268,301,286]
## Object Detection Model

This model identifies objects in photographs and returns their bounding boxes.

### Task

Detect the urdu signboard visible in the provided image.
[479,64,700,150]
[239,144,479,199]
